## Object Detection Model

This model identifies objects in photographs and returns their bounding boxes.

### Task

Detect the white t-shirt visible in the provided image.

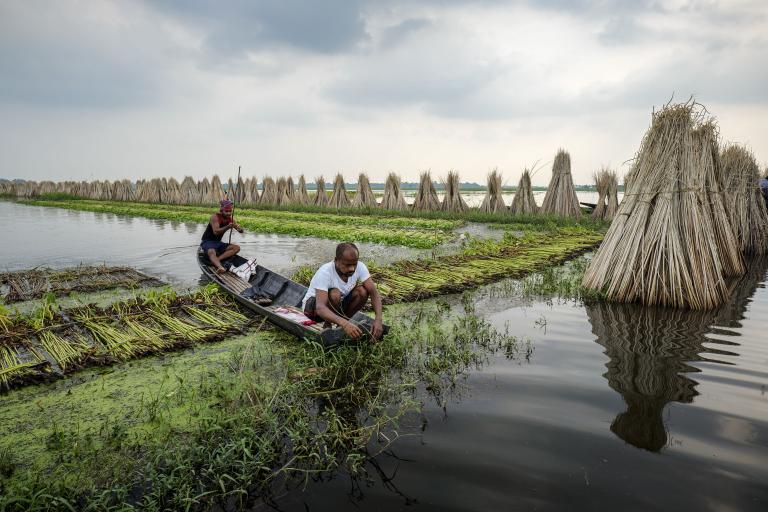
[302,261,371,309]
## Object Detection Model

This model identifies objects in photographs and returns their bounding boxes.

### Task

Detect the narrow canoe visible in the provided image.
[196,249,388,347]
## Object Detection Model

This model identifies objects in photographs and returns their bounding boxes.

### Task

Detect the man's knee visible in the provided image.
[207,248,217,258]
[354,285,369,301]
[231,244,241,253]
[328,288,342,305]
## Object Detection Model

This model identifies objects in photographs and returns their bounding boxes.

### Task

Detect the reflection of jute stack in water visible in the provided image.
[260,176,278,205]
[295,175,309,205]
[479,168,506,213]
[381,173,408,210]
[352,173,377,208]
[412,171,440,211]
[510,169,538,214]
[276,177,291,205]
[313,176,328,207]
[329,173,351,208]
[587,256,767,452]
[583,102,744,310]
[588,302,708,452]
[441,170,467,213]
[721,144,768,254]
[541,149,581,217]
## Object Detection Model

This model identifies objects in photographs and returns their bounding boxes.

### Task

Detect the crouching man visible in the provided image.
[302,242,384,339]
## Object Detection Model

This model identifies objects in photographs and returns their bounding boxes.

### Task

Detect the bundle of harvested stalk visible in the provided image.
[479,168,506,213]
[541,149,581,217]
[260,177,278,205]
[510,169,538,214]
[352,172,378,208]
[582,101,744,310]
[295,175,310,205]
[328,173,351,208]
[591,168,611,220]
[441,170,468,212]
[412,171,440,211]
[313,176,329,207]
[381,173,408,210]
[721,144,768,254]
[276,177,292,205]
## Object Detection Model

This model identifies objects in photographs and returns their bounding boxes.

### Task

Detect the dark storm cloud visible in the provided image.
[150,0,370,55]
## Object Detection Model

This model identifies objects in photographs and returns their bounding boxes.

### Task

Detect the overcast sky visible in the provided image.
[1,0,766,186]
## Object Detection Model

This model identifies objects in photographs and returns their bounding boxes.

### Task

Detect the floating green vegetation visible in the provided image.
[22,200,459,248]
[0,285,253,391]
[1,265,165,303]
[0,298,530,510]
[294,227,604,303]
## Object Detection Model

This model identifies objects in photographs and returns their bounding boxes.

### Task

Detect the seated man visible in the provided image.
[302,242,384,339]
[201,199,244,273]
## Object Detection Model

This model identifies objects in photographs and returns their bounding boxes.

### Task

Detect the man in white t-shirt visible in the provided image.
[302,242,384,339]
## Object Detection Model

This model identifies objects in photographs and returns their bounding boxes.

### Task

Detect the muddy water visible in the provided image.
[3,200,767,511]
[0,201,427,285]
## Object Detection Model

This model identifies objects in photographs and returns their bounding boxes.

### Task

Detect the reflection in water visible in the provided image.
[588,257,768,452]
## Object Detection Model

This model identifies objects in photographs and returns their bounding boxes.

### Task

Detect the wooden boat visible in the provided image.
[197,249,388,347]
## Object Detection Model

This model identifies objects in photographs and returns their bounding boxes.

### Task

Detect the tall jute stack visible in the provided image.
[180,176,199,204]
[286,176,296,202]
[691,121,743,278]
[380,173,408,210]
[313,176,329,207]
[295,175,310,205]
[441,170,468,212]
[605,171,620,220]
[721,144,768,254]
[166,177,184,204]
[209,175,225,203]
[591,168,611,220]
[241,177,259,205]
[582,102,744,310]
[412,171,440,211]
[329,173,351,208]
[352,172,377,208]
[276,177,291,205]
[541,150,581,217]
[479,168,506,213]
[510,169,538,214]
[260,176,278,205]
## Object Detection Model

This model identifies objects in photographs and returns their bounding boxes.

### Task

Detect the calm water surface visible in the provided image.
[2,200,766,511]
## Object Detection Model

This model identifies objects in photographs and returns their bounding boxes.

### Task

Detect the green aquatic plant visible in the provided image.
[0,296,530,509]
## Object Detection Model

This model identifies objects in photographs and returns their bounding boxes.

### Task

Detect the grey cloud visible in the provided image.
[0,2,176,108]
[379,18,432,48]
[150,0,370,55]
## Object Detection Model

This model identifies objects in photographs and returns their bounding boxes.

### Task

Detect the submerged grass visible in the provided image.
[0,296,528,510]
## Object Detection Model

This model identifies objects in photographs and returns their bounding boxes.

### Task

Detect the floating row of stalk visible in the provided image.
[0,286,252,391]
[0,265,164,303]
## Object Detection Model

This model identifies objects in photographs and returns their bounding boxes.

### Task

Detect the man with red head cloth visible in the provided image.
[201,199,243,273]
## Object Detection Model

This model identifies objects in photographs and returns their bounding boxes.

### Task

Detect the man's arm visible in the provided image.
[210,214,242,236]
[314,289,363,339]
[362,278,384,339]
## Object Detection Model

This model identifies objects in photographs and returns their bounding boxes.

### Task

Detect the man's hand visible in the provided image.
[342,320,363,339]
[371,319,383,340]
[233,223,244,233]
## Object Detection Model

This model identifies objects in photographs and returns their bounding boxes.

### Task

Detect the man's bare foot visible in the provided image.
[216,266,227,274]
